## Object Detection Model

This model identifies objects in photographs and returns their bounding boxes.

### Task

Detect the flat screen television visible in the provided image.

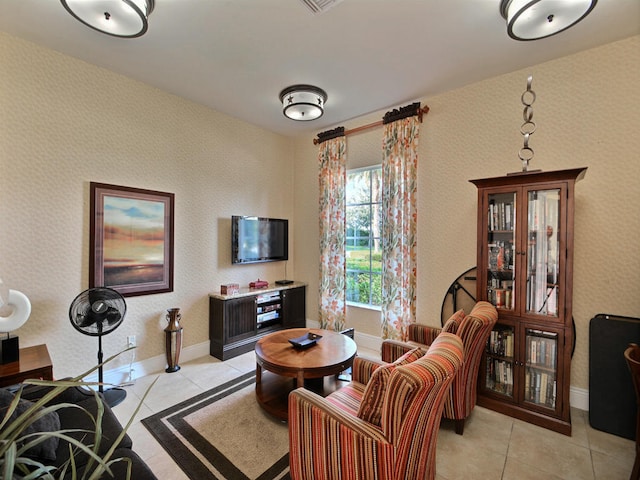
[231,216,288,264]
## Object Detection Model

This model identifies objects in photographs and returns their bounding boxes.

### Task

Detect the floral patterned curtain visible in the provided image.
[381,115,419,341]
[318,135,347,331]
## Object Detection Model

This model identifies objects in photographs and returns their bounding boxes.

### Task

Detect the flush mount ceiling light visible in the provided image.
[500,0,597,41]
[60,0,155,38]
[279,85,327,121]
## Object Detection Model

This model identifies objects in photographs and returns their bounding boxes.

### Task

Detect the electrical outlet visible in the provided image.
[127,335,136,348]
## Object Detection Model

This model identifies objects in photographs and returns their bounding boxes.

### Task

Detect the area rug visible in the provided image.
[141,371,290,480]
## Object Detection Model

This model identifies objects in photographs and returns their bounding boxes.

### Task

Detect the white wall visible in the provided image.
[0,32,295,378]
[2,31,639,397]
[293,35,640,394]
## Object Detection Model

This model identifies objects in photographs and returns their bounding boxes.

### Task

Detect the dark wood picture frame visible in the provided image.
[90,182,174,297]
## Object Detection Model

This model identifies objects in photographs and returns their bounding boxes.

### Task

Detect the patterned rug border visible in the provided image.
[141,370,290,480]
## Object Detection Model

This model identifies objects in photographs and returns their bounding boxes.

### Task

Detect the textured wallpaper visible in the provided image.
[294,35,640,393]
[1,31,638,394]
[0,32,294,378]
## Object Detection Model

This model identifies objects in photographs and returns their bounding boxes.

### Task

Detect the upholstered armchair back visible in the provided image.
[382,333,464,479]
[288,332,463,480]
[441,301,497,430]
[381,301,497,435]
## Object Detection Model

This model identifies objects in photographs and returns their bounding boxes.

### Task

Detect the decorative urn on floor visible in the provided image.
[165,307,183,373]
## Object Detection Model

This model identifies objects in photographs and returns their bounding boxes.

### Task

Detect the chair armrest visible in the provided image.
[19,379,103,406]
[381,325,443,363]
[288,388,394,480]
[408,323,442,346]
[352,356,386,385]
[381,340,414,363]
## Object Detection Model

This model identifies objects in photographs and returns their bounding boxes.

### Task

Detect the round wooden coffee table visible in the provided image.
[255,328,357,420]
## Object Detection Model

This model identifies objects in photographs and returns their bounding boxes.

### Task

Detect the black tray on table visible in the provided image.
[289,332,322,349]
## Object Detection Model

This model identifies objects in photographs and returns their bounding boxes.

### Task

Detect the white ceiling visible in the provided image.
[1,1,638,137]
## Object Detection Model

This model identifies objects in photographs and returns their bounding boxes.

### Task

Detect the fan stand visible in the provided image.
[97,334,126,407]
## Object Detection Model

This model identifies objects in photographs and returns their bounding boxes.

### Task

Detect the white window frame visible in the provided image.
[346,165,382,309]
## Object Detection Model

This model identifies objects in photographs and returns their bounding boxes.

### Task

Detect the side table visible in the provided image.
[0,344,53,388]
[255,328,357,420]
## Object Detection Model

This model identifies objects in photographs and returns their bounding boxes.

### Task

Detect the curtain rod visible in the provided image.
[313,105,429,145]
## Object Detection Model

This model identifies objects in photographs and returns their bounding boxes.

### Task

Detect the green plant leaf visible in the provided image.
[0,347,154,480]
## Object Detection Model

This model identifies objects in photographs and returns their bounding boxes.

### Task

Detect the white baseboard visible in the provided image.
[353,330,383,355]
[98,341,211,386]
[570,386,589,411]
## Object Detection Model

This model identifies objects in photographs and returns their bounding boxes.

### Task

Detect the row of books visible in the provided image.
[485,359,513,396]
[527,190,559,234]
[525,280,558,316]
[526,191,560,317]
[526,234,559,278]
[487,329,514,357]
[525,369,557,408]
[527,332,557,368]
[488,199,514,231]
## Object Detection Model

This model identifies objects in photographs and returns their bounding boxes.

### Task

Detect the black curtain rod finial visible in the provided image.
[383,102,422,125]
[316,126,345,144]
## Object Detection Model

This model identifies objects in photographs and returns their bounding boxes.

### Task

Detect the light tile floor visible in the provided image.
[112,350,636,480]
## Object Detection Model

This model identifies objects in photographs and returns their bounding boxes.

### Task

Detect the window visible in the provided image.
[346,166,382,307]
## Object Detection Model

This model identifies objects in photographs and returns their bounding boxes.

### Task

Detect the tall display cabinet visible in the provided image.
[470,167,587,435]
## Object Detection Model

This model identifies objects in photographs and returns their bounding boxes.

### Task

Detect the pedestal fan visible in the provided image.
[69,287,127,407]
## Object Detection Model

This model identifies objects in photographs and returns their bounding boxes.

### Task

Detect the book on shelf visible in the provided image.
[488,200,495,231]
[488,198,515,231]
[527,332,558,368]
[526,369,556,408]
[488,329,515,358]
[488,359,513,396]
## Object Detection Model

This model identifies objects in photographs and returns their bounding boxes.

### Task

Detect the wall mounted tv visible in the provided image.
[231,216,289,264]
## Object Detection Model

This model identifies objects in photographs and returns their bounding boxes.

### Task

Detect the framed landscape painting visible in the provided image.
[90,182,174,297]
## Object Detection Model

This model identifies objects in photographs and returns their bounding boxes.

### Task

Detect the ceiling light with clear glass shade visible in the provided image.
[60,0,155,38]
[500,0,597,41]
[279,85,327,121]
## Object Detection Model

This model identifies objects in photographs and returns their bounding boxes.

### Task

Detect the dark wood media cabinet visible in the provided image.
[209,282,306,360]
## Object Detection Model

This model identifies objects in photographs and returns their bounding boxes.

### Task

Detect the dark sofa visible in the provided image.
[1,383,157,479]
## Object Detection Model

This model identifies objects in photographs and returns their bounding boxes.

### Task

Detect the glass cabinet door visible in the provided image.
[526,189,561,317]
[524,328,558,409]
[486,192,516,311]
[484,325,515,398]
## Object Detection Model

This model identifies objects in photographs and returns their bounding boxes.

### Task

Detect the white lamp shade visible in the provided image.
[279,85,327,121]
[61,0,154,38]
[501,0,597,41]
[0,290,31,333]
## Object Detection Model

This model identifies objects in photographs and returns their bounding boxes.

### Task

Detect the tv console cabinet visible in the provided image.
[209,282,306,361]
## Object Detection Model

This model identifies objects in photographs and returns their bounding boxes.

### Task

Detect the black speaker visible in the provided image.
[589,314,640,440]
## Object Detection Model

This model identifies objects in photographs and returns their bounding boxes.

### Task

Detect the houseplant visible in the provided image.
[0,348,156,479]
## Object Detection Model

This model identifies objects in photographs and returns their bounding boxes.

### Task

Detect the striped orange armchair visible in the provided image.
[381,301,497,435]
[288,332,463,480]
